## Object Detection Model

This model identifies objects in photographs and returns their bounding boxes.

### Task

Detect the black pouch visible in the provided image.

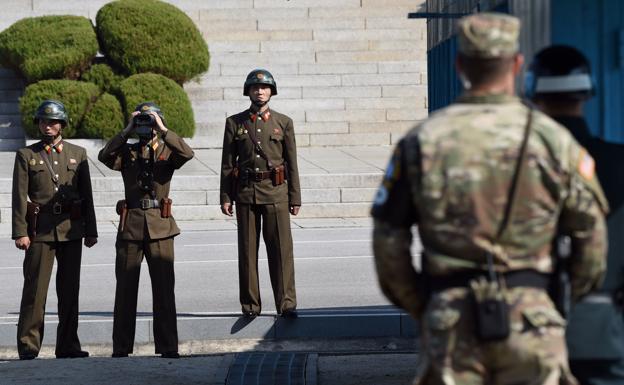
[70,199,83,220]
[471,277,510,342]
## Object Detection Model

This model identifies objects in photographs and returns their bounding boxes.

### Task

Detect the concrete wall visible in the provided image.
[0,0,427,150]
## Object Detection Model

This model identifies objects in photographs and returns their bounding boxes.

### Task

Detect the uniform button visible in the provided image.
[257,129,261,132]
[256,155,260,158]
[54,187,58,192]
[55,174,59,178]
[53,161,58,165]
[255,168,259,171]
[257,141,261,144]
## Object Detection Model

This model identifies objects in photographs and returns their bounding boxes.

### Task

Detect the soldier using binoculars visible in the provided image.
[98,102,194,359]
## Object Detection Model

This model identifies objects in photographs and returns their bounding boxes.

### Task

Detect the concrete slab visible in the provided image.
[178,316,275,341]
[290,218,367,229]
[177,220,237,232]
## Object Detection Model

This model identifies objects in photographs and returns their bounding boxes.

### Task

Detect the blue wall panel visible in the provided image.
[428,36,462,112]
[552,0,624,143]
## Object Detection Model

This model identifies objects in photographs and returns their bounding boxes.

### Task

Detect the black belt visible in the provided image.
[428,269,550,292]
[126,199,160,210]
[245,169,272,182]
[39,201,73,215]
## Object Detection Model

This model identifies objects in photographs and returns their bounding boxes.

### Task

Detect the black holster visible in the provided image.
[470,278,510,342]
[26,201,40,238]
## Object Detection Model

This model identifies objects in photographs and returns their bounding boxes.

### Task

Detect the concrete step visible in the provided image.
[0,138,24,151]
[0,90,23,100]
[0,78,25,91]
[0,201,374,223]
[0,117,23,138]
[0,102,19,114]
[0,308,416,352]
[85,187,376,208]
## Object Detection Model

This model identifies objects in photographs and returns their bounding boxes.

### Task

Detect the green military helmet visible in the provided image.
[134,101,165,120]
[243,69,278,96]
[33,99,68,126]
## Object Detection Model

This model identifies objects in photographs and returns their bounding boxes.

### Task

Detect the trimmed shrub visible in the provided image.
[96,0,210,84]
[81,92,125,139]
[80,63,125,96]
[20,80,101,138]
[119,73,195,137]
[0,16,98,83]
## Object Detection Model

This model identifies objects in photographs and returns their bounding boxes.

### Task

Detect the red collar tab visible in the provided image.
[250,110,271,122]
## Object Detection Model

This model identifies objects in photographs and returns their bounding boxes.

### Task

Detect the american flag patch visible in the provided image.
[577,149,595,180]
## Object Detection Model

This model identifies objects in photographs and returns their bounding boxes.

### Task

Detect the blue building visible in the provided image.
[419,0,624,143]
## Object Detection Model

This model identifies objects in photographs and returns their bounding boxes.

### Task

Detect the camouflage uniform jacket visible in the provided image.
[372,94,608,317]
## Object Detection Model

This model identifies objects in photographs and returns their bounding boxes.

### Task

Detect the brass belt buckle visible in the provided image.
[140,199,150,210]
[53,202,62,215]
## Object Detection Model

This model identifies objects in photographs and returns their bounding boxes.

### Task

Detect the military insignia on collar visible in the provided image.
[44,107,52,114]
[257,73,264,79]
[69,158,77,164]
[29,158,36,166]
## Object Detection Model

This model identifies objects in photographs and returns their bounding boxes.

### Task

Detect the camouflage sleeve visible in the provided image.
[371,140,424,318]
[560,146,608,300]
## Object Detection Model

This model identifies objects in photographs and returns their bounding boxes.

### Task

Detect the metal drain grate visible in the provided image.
[226,352,310,385]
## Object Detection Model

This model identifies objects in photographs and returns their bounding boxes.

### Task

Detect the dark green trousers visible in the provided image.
[17,239,83,357]
[236,202,297,314]
[112,237,178,355]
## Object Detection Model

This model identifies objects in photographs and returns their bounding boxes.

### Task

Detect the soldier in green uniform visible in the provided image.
[372,13,607,385]
[220,69,301,318]
[98,102,194,358]
[527,45,624,385]
[12,99,98,360]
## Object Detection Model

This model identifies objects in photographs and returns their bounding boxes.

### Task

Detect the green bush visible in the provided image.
[80,63,125,96]
[119,73,195,137]
[20,80,101,138]
[96,0,210,84]
[0,16,98,83]
[81,92,125,139]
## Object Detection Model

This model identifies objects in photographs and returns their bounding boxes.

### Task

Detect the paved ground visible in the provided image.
[0,338,421,385]
[0,145,425,384]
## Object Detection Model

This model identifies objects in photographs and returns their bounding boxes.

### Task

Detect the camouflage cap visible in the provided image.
[457,12,520,58]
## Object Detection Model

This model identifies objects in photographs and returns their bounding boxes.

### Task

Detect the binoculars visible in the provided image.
[133,113,155,139]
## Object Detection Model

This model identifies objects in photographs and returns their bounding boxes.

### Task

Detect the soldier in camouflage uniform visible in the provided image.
[372,13,608,385]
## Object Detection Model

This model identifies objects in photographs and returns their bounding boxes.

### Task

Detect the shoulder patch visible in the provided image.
[577,149,595,180]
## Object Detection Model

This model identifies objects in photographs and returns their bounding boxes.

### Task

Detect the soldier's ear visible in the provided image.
[513,53,525,76]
